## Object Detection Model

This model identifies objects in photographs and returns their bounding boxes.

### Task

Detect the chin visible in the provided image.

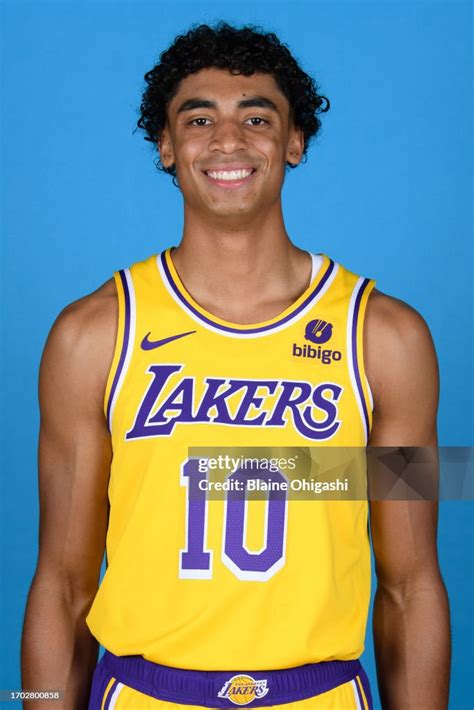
[203,196,255,213]
[208,203,257,219]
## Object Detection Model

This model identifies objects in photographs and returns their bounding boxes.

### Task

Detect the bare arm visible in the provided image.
[21,279,117,709]
[365,290,451,709]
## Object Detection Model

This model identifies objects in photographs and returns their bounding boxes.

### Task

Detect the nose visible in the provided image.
[208,118,248,154]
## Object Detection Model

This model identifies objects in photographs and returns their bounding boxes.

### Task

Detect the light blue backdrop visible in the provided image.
[1,1,472,708]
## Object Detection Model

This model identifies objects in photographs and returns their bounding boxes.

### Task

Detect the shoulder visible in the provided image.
[40,278,118,399]
[364,288,439,406]
[365,287,436,350]
[365,287,433,342]
[46,278,117,351]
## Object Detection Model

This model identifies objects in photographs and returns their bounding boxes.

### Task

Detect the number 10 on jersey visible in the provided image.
[179,458,288,582]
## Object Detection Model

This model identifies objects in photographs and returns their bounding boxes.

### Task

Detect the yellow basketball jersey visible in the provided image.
[86,247,376,671]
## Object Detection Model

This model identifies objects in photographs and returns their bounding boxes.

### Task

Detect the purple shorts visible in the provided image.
[88,650,373,709]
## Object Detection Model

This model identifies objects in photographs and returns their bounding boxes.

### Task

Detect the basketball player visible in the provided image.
[22,23,450,710]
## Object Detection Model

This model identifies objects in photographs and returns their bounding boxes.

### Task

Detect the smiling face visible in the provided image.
[159,68,304,222]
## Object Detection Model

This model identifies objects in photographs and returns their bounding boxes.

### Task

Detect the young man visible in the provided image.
[22,23,450,710]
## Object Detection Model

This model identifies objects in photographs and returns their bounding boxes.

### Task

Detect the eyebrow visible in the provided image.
[176,96,279,114]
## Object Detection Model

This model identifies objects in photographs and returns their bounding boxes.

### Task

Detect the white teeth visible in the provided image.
[207,169,253,181]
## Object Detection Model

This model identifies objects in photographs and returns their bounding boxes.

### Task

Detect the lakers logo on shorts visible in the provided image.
[218,674,269,705]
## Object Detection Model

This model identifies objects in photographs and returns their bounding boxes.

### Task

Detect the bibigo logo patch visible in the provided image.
[218,674,269,705]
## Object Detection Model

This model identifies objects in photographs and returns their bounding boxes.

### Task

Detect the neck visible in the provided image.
[168,203,313,324]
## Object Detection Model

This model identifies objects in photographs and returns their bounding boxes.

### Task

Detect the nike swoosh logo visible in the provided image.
[141,330,196,350]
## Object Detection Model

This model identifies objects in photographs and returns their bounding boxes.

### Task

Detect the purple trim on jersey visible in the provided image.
[352,278,371,441]
[94,650,367,708]
[160,250,335,335]
[106,270,131,430]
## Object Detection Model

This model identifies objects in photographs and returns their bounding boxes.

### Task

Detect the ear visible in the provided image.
[286,126,305,167]
[158,126,175,169]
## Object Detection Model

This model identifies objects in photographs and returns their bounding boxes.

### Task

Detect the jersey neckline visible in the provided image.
[157,247,335,336]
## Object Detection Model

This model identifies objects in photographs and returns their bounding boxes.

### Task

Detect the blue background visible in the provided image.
[1,0,472,707]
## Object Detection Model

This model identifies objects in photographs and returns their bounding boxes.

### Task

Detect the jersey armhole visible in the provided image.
[356,278,376,437]
[348,277,376,443]
[103,269,135,431]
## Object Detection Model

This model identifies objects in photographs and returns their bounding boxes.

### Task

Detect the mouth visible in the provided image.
[204,167,256,188]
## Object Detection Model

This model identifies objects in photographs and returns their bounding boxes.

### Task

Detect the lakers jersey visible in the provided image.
[85,248,376,671]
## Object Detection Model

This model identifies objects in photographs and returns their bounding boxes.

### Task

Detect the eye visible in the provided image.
[189,117,212,127]
[245,116,268,126]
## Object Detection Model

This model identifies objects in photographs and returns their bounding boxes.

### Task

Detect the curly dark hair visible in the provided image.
[136,22,330,177]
